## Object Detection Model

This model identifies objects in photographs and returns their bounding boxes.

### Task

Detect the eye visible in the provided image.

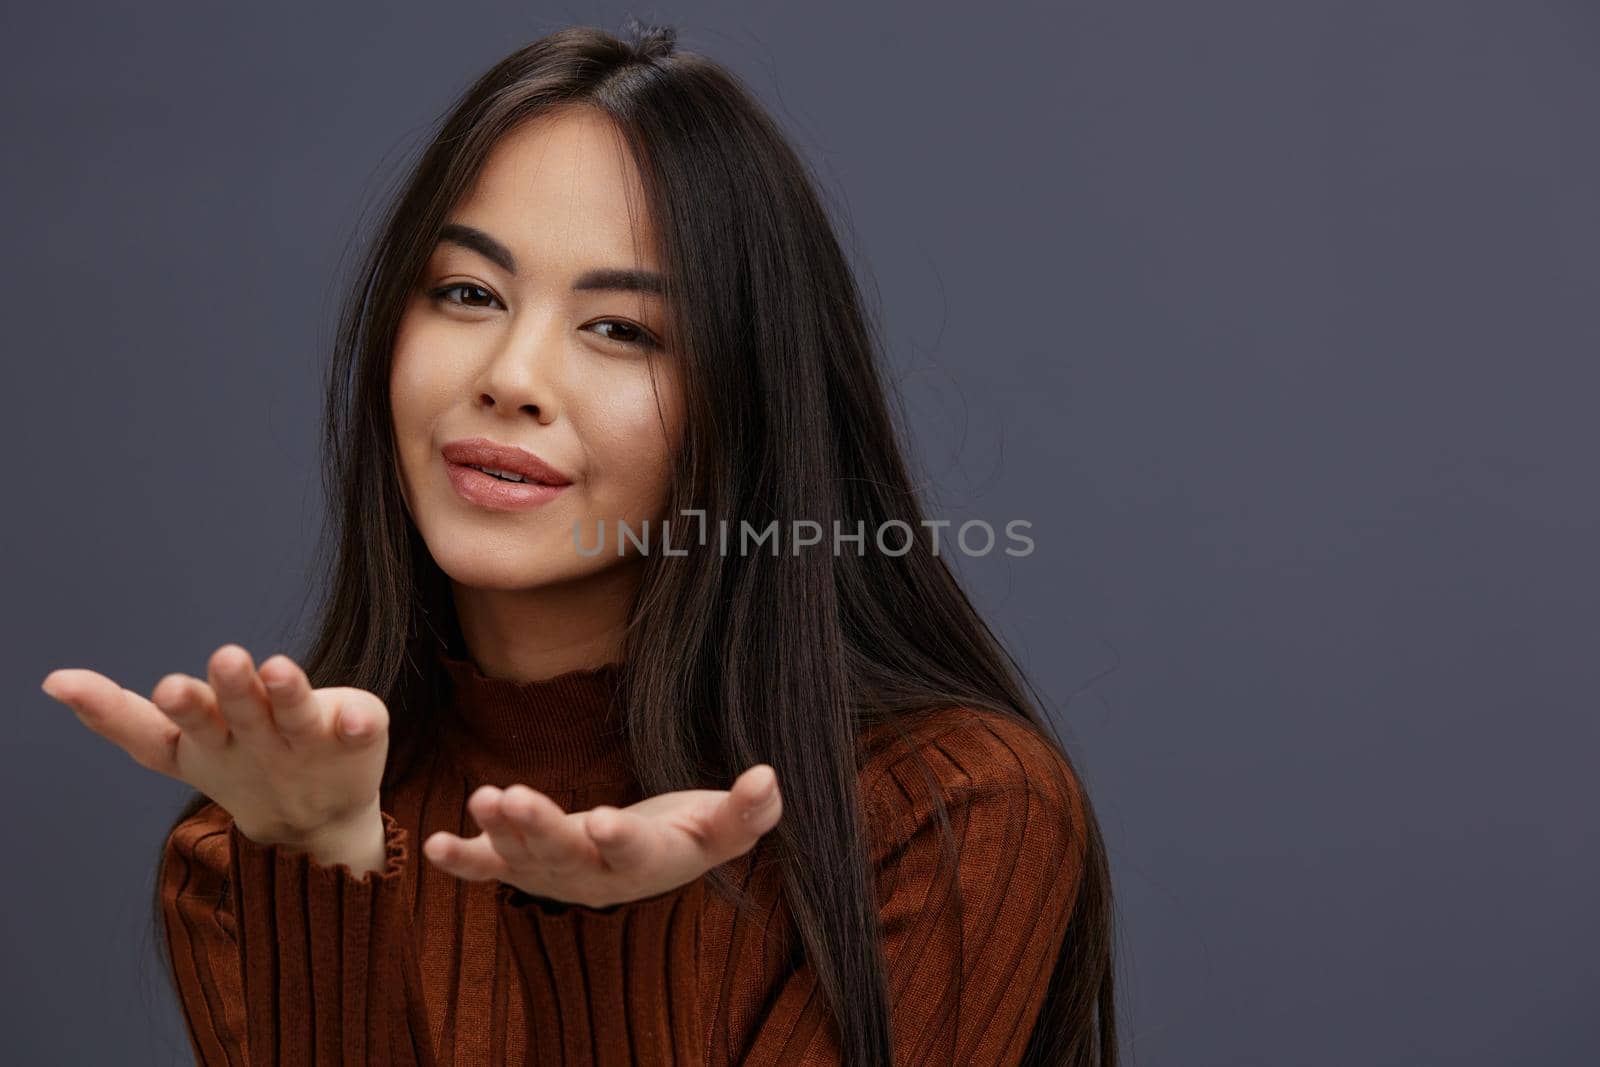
[585,319,662,350]
[430,283,505,310]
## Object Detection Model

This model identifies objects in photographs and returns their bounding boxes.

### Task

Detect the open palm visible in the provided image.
[40,643,390,850]
[424,766,783,909]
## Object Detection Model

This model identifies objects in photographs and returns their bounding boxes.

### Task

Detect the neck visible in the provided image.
[436,644,633,792]
[449,557,642,681]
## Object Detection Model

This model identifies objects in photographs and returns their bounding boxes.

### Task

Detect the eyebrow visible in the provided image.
[436,222,665,296]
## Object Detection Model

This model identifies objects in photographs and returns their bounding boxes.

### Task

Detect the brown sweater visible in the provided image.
[159,650,1087,1065]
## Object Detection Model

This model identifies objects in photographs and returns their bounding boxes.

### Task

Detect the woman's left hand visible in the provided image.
[422,764,783,908]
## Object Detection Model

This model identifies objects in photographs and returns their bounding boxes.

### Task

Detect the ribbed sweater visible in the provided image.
[159,650,1087,1065]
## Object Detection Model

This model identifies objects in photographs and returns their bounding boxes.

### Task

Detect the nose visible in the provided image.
[475,309,566,423]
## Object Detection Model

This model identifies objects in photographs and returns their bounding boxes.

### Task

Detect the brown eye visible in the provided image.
[431,283,504,310]
[586,319,661,349]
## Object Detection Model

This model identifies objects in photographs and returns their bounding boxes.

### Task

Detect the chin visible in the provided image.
[436,554,583,592]
[426,529,612,591]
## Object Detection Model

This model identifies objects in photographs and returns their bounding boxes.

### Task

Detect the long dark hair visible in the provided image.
[151,21,1119,1064]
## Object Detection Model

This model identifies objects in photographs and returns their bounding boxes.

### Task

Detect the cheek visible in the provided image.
[391,305,470,422]
[390,359,431,437]
[582,370,682,507]
[389,317,450,492]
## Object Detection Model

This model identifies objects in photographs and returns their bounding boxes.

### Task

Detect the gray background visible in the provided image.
[4,1,1595,1064]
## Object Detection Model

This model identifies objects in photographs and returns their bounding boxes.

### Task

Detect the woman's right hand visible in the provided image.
[41,643,392,872]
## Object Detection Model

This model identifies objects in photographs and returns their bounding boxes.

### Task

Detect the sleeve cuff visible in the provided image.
[228,809,409,887]
[494,878,690,917]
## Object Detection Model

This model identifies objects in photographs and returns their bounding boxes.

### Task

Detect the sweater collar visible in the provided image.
[436,648,633,793]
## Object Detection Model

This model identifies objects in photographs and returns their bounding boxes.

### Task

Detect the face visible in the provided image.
[391,108,683,607]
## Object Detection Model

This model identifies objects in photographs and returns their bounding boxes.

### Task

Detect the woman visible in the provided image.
[41,21,1118,1066]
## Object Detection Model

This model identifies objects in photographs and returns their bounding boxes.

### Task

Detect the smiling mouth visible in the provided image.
[467,463,533,483]
[444,460,570,511]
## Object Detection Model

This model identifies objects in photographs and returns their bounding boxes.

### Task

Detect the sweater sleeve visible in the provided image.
[735,777,1085,1065]
[158,800,439,1065]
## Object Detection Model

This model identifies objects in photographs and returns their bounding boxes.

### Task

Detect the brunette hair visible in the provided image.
[151,20,1119,1064]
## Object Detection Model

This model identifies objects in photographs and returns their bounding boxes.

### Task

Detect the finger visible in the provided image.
[705,765,783,861]
[584,804,656,873]
[41,668,181,777]
[465,786,536,865]
[256,655,321,744]
[497,785,592,869]
[422,829,511,882]
[208,645,279,746]
[150,673,229,748]
[317,687,389,746]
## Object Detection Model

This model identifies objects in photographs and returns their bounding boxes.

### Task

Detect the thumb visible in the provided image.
[707,765,782,860]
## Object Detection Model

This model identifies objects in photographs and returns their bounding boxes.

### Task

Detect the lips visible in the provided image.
[440,437,574,486]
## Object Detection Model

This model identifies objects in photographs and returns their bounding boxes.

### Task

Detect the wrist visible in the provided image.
[237,798,387,875]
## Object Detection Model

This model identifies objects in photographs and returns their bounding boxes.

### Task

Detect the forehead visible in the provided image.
[449,108,659,269]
